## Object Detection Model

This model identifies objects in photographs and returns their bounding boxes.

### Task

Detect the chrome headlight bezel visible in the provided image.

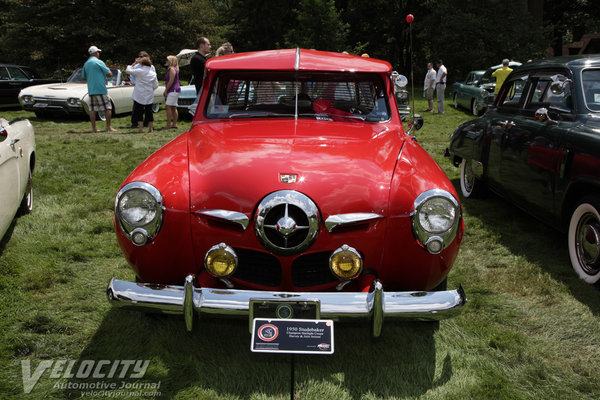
[67,97,82,107]
[411,189,461,254]
[20,95,34,105]
[115,182,165,246]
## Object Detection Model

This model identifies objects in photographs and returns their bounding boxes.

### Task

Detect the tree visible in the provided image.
[284,0,348,51]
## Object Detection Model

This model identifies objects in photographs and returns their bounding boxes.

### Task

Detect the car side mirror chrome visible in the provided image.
[549,75,572,95]
[407,114,424,135]
[535,107,558,125]
[391,71,408,93]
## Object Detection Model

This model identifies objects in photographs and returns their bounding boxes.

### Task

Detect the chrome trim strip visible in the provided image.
[294,48,301,71]
[107,277,467,334]
[197,209,249,230]
[325,212,384,232]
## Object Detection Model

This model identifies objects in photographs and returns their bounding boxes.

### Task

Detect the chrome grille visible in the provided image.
[255,190,320,256]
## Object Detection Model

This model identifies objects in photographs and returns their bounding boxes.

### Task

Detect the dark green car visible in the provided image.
[446,55,600,284]
[451,61,522,116]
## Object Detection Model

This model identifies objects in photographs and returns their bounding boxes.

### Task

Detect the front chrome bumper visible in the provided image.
[106,275,466,337]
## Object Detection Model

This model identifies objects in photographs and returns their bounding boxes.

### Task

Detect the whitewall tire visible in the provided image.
[568,198,600,284]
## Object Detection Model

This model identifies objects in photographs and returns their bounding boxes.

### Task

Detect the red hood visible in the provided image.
[187,119,405,219]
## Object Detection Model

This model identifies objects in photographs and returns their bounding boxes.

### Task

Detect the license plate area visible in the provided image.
[249,299,320,330]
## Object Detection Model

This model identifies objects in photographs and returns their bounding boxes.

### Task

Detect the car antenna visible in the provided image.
[406,14,416,132]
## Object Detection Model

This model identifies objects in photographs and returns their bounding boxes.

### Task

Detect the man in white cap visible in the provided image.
[82,45,116,132]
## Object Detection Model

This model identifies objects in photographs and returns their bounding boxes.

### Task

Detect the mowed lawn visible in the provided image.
[0,96,599,400]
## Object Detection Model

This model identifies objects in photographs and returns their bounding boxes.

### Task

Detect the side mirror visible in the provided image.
[391,71,408,93]
[406,114,424,136]
[549,75,572,95]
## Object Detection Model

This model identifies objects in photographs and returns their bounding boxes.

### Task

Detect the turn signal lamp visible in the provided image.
[204,243,238,278]
[329,245,363,280]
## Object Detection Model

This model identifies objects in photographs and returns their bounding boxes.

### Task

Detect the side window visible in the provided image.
[497,78,527,108]
[0,67,9,81]
[7,66,29,81]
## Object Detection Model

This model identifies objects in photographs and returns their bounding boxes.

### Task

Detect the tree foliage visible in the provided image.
[1,0,598,82]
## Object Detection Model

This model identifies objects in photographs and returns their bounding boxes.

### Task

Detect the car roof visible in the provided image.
[489,61,522,70]
[515,55,600,71]
[0,63,27,68]
[205,48,392,73]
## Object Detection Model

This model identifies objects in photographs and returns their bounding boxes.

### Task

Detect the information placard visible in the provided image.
[251,319,334,354]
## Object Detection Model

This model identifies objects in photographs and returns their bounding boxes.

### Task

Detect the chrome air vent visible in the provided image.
[255,190,320,256]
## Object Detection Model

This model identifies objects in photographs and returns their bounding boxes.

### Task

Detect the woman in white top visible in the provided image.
[126,57,158,132]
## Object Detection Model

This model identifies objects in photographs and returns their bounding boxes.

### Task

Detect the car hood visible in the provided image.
[187,119,405,218]
[20,82,88,98]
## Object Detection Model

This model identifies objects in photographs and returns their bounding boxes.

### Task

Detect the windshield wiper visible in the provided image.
[298,113,367,122]
[228,112,296,119]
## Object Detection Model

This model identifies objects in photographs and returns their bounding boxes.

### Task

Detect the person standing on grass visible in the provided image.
[129,50,156,128]
[163,55,181,130]
[435,59,447,114]
[82,45,116,132]
[126,56,158,133]
[424,62,436,112]
[492,58,513,97]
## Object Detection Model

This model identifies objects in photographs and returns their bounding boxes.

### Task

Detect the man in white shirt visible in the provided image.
[424,62,436,112]
[435,59,448,114]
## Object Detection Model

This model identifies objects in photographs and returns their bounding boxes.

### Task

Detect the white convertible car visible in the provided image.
[0,117,35,241]
[18,68,164,120]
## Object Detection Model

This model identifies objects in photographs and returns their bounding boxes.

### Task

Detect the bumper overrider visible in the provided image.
[107,275,466,337]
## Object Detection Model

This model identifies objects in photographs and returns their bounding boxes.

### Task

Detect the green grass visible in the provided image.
[0,95,599,400]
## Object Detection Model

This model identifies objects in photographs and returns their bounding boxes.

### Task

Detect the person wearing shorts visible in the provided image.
[163,55,181,129]
[82,45,116,132]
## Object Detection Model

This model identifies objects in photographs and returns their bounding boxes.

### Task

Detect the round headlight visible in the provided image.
[417,196,457,234]
[412,189,461,254]
[329,245,363,280]
[21,95,34,105]
[204,243,238,278]
[115,182,164,244]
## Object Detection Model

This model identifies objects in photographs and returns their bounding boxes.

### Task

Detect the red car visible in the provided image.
[107,49,466,337]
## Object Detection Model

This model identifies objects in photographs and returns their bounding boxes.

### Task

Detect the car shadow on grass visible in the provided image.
[452,178,600,316]
[64,310,447,398]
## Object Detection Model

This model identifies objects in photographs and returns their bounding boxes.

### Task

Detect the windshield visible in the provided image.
[67,67,120,85]
[582,68,600,112]
[205,71,390,122]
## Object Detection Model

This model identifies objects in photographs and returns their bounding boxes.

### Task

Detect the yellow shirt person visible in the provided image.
[492,59,513,94]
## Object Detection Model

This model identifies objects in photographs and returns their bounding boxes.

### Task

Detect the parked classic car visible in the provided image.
[452,61,521,116]
[107,49,466,337]
[18,67,164,119]
[0,64,61,107]
[447,55,600,284]
[0,117,35,241]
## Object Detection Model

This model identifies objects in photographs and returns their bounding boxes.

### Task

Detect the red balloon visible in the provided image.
[406,14,414,23]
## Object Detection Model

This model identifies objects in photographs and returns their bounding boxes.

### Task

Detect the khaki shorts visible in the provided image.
[89,94,112,111]
[424,88,434,100]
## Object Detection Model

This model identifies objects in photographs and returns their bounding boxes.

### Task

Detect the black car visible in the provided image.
[447,55,600,284]
[0,63,60,107]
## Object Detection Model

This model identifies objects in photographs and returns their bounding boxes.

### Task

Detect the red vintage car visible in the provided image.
[107,49,466,337]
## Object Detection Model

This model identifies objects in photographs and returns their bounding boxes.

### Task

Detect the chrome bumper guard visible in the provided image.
[106,275,466,337]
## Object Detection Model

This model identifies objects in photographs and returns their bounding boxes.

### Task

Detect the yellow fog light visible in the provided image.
[204,243,238,278]
[329,245,363,280]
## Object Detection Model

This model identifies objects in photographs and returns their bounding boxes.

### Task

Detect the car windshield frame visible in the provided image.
[204,70,391,123]
[67,67,120,85]
[581,67,600,113]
